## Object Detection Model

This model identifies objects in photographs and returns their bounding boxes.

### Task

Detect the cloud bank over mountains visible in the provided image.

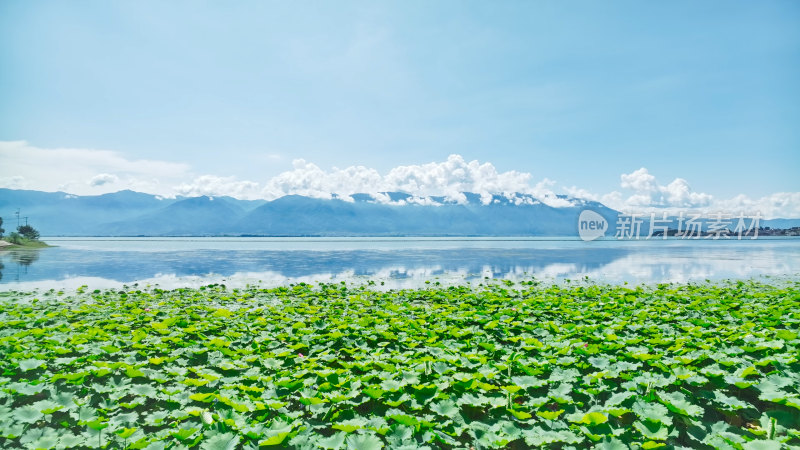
[1,140,798,218]
[233,155,572,207]
[0,140,190,196]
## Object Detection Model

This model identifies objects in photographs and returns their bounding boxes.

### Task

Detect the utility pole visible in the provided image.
[24,217,28,226]
[15,209,20,228]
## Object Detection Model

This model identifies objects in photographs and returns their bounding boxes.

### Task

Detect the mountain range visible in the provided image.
[0,188,617,236]
[0,189,797,237]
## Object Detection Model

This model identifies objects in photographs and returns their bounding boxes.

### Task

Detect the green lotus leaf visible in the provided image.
[131,384,158,397]
[201,431,240,450]
[5,382,46,395]
[116,427,138,439]
[363,386,384,399]
[573,411,608,426]
[741,440,783,450]
[548,383,573,403]
[713,391,751,410]
[144,410,170,426]
[333,417,369,433]
[430,399,459,418]
[189,392,216,402]
[110,411,139,426]
[171,427,199,441]
[14,405,44,424]
[75,406,99,422]
[19,427,60,449]
[522,427,582,446]
[86,418,109,431]
[594,438,629,450]
[536,409,564,420]
[125,367,146,378]
[380,379,403,392]
[32,399,61,414]
[258,419,293,445]
[51,391,78,410]
[587,356,611,370]
[387,412,419,427]
[775,329,797,341]
[18,358,46,372]
[657,391,703,417]
[604,391,634,407]
[507,408,532,420]
[632,400,672,426]
[633,420,670,441]
[57,432,86,448]
[0,420,25,439]
[317,431,347,449]
[671,366,696,380]
[345,433,384,450]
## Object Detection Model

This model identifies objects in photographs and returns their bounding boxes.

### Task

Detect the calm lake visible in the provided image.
[1,237,799,290]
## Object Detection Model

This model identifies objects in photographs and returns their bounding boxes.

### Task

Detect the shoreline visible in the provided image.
[0,239,52,250]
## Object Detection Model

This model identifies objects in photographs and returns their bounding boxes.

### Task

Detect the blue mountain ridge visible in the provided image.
[1,188,797,237]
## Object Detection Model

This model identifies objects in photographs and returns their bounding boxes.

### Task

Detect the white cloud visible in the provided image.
[564,186,630,212]
[615,167,713,209]
[570,167,798,219]
[383,154,533,202]
[88,173,119,186]
[175,175,262,200]
[142,154,571,207]
[620,167,658,192]
[0,141,191,196]
[2,141,798,217]
[714,192,800,219]
[258,154,571,207]
[261,159,383,201]
[663,178,713,207]
[0,175,27,189]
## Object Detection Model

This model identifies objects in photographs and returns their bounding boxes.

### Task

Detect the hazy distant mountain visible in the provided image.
[1,188,797,237]
[0,189,176,235]
[233,194,606,236]
[103,196,248,236]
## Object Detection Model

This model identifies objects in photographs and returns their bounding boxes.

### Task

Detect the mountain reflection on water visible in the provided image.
[1,237,798,290]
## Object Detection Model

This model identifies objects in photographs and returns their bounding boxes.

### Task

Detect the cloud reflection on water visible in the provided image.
[1,238,798,291]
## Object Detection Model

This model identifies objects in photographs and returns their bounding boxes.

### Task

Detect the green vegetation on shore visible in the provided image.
[0,281,798,449]
[0,218,47,249]
[0,238,50,250]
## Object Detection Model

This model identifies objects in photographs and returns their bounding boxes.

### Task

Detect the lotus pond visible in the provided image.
[0,280,799,449]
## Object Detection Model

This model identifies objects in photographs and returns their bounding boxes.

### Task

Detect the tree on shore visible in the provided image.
[17,224,40,241]
[0,216,4,238]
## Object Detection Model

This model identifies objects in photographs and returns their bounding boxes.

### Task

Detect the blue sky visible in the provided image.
[1,1,799,215]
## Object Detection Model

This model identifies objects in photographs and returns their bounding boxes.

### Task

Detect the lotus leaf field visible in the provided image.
[1,280,799,449]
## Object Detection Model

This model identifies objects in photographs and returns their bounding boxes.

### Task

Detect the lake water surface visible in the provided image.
[1,237,798,290]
